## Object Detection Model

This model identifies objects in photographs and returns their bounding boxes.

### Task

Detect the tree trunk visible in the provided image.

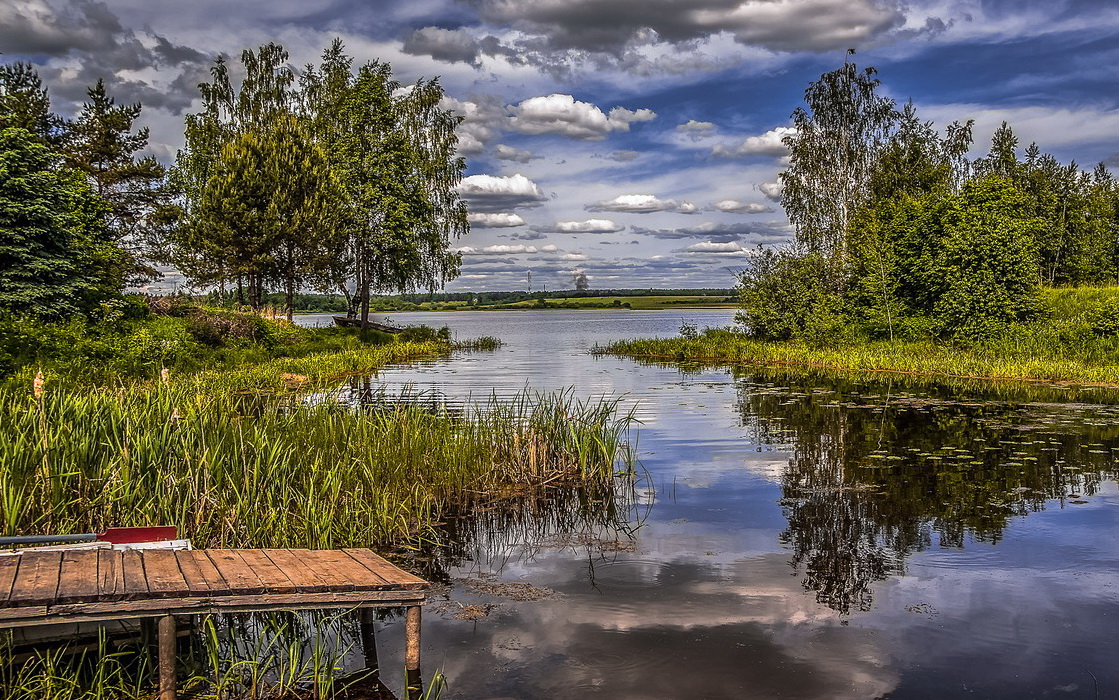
[285,275,295,322]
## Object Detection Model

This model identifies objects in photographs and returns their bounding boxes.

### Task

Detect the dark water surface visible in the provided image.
[301,311,1119,699]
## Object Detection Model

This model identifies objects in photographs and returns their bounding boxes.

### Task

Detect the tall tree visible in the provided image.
[0,127,126,318]
[304,45,466,323]
[780,54,898,262]
[63,79,168,281]
[0,63,62,144]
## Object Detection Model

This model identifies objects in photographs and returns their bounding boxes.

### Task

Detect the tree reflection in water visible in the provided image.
[735,370,1118,615]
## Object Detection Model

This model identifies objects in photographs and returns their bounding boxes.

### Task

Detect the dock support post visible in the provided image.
[405,605,422,700]
[359,607,379,672]
[158,614,176,700]
[405,605,421,670]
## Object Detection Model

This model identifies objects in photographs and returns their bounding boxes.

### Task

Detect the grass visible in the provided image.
[0,330,632,698]
[1,365,634,549]
[601,287,1119,389]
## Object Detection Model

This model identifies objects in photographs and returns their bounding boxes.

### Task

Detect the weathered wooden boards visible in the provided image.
[0,548,427,626]
[0,548,429,699]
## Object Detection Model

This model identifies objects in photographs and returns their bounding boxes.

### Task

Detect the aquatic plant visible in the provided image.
[0,352,633,549]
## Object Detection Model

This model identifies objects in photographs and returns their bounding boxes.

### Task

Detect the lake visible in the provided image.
[300,310,1119,699]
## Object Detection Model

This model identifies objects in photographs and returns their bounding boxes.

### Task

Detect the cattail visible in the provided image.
[32,371,44,399]
[161,368,170,385]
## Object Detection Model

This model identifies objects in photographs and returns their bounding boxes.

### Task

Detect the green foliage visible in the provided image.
[932,176,1043,340]
[0,128,128,319]
[737,248,847,342]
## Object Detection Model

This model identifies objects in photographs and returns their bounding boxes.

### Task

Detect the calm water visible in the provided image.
[302,311,1119,699]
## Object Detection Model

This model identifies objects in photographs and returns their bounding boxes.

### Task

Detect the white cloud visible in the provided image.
[457,173,548,212]
[549,218,626,233]
[561,252,589,261]
[587,194,698,214]
[508,94,656,140]
[441,94,508,156]
[483,244,538,254]
[712,126,797,158]
[494,144,540,163]
[676,119,717,141]
[759,181,784,201]
[468,212,527,228]
[683,241,748,254]
[541,244,559,252]
[709,199,774,214]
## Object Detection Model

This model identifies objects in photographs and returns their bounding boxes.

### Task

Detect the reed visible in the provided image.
[0,358,633,549]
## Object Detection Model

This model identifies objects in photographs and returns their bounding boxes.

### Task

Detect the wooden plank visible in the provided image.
[36,590,426,619]
[0,556,21,607]
[121,550,149,600]
[235,550,297,593]
[343,549,427,590]
[8,552,62,606]
[57,551,100,603]
[259,549,329,593]
[204,550,264,595]
[97,550,124,601]
[174,550,222,594]
[293,550,364,591]
[141,550,190,597]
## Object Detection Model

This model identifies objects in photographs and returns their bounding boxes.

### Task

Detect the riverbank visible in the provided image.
[602,328,1119,388]
[1,305,634,550]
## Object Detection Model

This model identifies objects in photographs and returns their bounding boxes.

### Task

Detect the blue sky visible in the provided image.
[5,0,1119,291]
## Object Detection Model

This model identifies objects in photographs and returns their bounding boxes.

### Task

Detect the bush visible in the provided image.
[737,247,848,341]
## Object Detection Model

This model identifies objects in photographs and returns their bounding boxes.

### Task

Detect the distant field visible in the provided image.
[405,295,738,311]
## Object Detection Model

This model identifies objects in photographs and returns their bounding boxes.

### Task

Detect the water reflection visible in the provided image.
[737,371,1118,614]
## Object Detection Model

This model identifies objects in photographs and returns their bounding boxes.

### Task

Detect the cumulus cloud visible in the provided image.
[402,26,483,66]
[494,144,540,163]
[633,220,792,242]
[467,212,527,228]
[712,126,797,158]
[759,181,784,201]
[677,119,717,140]
[709,199,775,214]
[561,252,589,261]
[541,218,626,233]
[587,194,698,214]
[681,241,749,254]
[0,0,210,113]
[472,0,906,55]
[457,243,539,254]
[508,94,656,140]
[457,174,548,212]
[441,94,508,156]
[483,244,538,254]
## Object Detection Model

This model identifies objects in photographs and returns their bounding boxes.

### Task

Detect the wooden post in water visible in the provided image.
[360,607,380,671]
[405,605,421,669]
[157,614,176,700]
[405,605,422,700]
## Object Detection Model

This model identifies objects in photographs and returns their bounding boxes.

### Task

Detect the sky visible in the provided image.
[5,0,1119,292]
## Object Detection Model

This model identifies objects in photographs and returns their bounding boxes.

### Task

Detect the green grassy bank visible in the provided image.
[603,288,1119,388]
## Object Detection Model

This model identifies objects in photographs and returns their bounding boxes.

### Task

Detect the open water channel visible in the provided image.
[300,310,1119,699]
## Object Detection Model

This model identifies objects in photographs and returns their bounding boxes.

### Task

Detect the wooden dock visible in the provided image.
[0,548,429,699]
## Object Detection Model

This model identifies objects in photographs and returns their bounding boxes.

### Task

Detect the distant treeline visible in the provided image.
[187,288,736,312]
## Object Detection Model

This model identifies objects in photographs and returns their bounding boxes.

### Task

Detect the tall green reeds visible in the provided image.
[0,357,633,549]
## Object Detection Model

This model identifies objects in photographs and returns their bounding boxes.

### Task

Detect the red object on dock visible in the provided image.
[97,527,178,544]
